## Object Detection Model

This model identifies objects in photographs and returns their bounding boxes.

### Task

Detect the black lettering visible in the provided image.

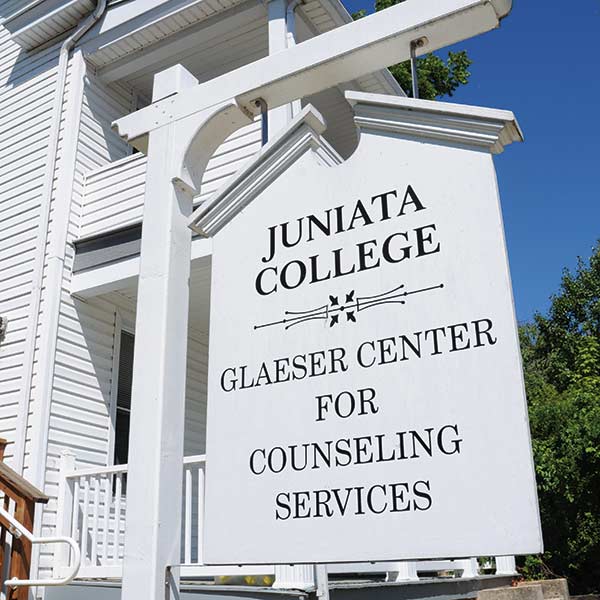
[390,483,410,512]
[366,485,388,514]
[412,480,432,511]
[382,231,411,263]
[280,260,307,290]
[314,489,334,518]
[255,266,277,295]
[307,211,332,241]
[449,322,470,352]
[262,225,277,263]
[438,424,462,455]
[357,341,376,368]
[473,318,497,347]
[398,185,425,215]
[371,190,397,221]
[415,224,441,257]
[220,368,237,392]
[357,239,380,272]
[347,199,374,230]
[275,493,291,520]
[249,449,266,475]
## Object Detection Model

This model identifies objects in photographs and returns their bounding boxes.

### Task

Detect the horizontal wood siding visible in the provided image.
[80,154,147,238]
[34,67,134,579]
[80,119,262,238]
[185,334,209,456]
[0,9,60,468]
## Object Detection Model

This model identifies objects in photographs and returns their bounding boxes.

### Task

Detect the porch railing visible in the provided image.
[55,452,516,585]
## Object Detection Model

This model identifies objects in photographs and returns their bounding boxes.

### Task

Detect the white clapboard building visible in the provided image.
[0,0,522,598]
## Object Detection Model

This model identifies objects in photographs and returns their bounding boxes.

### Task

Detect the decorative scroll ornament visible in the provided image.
[254,282,444,331]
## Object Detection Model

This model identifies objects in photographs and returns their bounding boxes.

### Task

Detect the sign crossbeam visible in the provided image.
[113,0,512,146]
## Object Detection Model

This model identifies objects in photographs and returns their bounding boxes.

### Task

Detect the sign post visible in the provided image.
[193,94,542,567]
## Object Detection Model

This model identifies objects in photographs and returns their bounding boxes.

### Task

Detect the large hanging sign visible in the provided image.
[190,93,543,565]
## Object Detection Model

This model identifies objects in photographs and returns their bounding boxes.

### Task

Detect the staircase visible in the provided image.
[0,439,81,599]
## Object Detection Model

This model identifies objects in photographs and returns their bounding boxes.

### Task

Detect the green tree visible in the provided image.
[351,0,472,99]
[519,243,600,594]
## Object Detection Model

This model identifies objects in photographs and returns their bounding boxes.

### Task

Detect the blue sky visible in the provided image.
[342,0,600,323]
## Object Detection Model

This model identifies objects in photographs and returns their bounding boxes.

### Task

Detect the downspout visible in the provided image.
[17,0,107,480]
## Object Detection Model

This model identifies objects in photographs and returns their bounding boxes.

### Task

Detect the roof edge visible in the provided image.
[347,91,523,154]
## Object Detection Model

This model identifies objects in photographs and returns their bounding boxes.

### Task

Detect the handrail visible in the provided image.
[63,463,129,479]
[183,454,206,465]
[63,455,205,480]
[0,504,81,588]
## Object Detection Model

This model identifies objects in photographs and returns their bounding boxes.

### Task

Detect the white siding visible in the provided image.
[0,10,60,468]
[185,334,209,456]
[80,119,262,238]
[79,153,147,238]
[31,64,134,579]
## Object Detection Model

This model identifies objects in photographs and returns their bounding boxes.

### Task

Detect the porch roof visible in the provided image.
[78,0,402,97]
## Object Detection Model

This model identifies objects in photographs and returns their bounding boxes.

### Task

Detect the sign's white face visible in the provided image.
[203,127,542,565]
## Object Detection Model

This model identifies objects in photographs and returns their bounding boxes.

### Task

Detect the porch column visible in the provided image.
[121,65,198,600]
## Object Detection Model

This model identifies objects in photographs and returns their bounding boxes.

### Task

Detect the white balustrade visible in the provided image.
[56,457,128,579]
[55,452,514,584]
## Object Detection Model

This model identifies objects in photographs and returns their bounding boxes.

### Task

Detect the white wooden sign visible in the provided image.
[192,93,543,565]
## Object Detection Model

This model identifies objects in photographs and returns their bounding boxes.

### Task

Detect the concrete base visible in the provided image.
[328,576,515,600]
[47,575,514,600]
[46,581,307,600]
[479,585,544,600]
[518,580,570,600]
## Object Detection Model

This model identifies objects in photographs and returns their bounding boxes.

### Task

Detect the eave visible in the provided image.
[2,0,95,51]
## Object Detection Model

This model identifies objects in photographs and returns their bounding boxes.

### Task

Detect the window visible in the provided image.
[114,330,134,465]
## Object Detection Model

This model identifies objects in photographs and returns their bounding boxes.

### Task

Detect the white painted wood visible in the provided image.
[102,476,110,563]
[54,451,76,576]
[81,477,90,565]
[495,555,517,575]
[29,56,134,583]
[121,66,198,600]
[0,26,60,473]
[95,0,266,84]
[184,468,192,564]
[267,0,291,135]
[347,91,523,153]
[91,477,100,565]
[197,466,205,565]
[113,474,122,564]
[3,0,95,51]
[113,0,513,146]
[198,95,540,565]
[387,562,419,582]
[56,456,487,583]
[457,558,479,578]
[273,565,315,591]
[78,121,262,239]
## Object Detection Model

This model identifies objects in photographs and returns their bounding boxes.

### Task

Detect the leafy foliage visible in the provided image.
[519,243,600,593]
[351,0,472,99]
